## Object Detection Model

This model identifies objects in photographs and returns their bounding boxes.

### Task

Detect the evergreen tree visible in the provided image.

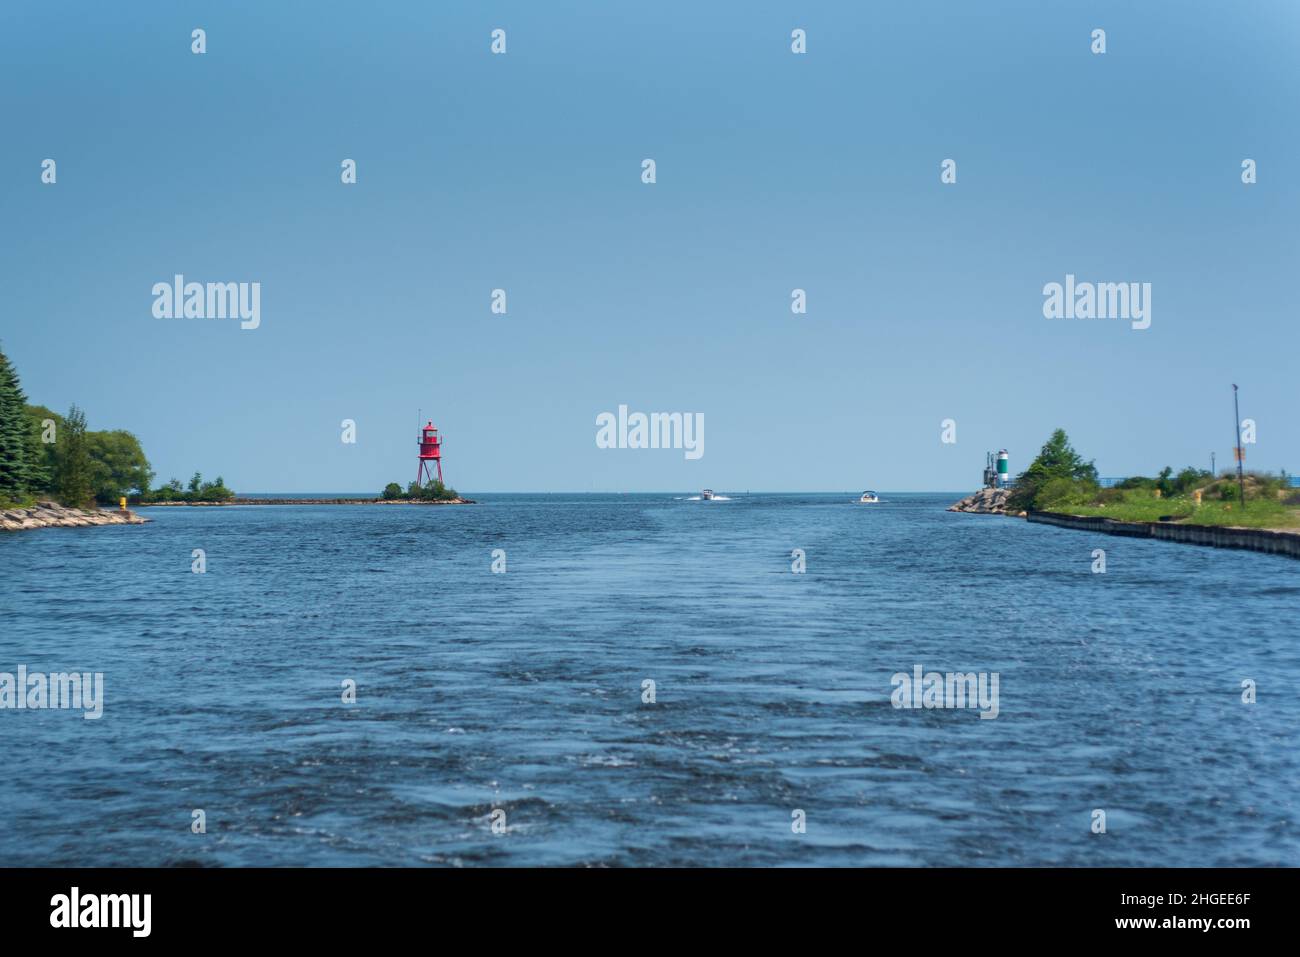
[24,409,51,493]
[54,405,94,507]
[24,404,62,493]
[0,347,36,501]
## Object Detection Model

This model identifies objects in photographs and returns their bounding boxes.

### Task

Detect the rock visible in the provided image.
[0,504,150,533]
[948,487,1013,515]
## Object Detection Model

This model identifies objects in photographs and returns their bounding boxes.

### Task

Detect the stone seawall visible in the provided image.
[1027,510,1300,559]
[1,502,151,532]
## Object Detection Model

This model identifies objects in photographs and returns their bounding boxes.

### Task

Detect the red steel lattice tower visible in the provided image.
[416,421,444,485]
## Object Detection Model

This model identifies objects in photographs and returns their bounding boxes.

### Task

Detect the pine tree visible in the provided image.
[54,404,94,508]
[24,410,51,493]
[0,347,36,502]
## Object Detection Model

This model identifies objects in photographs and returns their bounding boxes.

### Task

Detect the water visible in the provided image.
[1,493,1296,866]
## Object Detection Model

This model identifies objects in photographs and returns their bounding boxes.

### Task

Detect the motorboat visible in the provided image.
[701,489,715,500]
[857,490,879,503]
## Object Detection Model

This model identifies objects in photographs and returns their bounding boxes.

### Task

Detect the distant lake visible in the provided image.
[1,493,1296,865]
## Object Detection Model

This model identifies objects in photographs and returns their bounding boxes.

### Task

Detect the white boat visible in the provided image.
[701,489,715,500]
[857,490,879,503]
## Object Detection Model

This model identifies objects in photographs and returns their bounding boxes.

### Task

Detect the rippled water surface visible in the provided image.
[1,493,1296,866]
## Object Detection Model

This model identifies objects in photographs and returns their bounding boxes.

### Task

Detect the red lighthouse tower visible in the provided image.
[417,421,444,486]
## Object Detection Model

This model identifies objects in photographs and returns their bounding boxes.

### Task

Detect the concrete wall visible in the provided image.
[1026,511,1300,559]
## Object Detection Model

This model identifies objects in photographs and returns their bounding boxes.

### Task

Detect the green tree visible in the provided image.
[400,479,458,501]
[87,429,153,503]
[1008,428,1098,511]
[22,404,57,494]
[198,475,234,501]
[54,405,94,507]
[381,482,404,500]
[1172,466,1210,495]
[421,480,458,501]
[0,347,37,502]
[146,477,185,502]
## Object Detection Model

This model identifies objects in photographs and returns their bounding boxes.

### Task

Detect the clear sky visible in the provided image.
[2,1,1296,492]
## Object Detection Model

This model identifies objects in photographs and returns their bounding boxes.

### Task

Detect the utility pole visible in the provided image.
[1232,384,1247,509]
[1210,451,1216,476]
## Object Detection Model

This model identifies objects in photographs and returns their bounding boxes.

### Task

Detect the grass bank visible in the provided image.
[1063,494,1300,530]
[1006,429,1299,532]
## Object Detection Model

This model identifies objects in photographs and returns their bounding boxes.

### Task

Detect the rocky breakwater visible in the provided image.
[1,501,151,532]
[947,487,1015,515]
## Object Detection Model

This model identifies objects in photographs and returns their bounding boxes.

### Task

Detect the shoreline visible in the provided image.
[1026,509,1300,559]
[948,489,1300,560]
[1,502,150,532]
[135,497,476,506]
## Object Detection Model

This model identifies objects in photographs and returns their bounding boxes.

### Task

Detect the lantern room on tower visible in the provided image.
[417,421,443,485]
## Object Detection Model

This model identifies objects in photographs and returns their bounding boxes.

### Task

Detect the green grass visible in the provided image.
[1180,499,1300,529]
[1062,496,1300,529]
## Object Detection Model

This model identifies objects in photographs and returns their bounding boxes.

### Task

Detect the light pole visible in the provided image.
[1232,384,1247,509]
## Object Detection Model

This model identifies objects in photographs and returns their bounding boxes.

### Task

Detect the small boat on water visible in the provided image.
[857,490,879,503]
[701,489,716,500]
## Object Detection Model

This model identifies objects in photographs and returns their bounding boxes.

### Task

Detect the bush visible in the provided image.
[383,480,458,501]
[395,479,459,501]
[1037,476,1096,510]
[140,474,234,503]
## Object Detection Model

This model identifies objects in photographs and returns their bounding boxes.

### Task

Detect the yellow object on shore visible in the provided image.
[1193,489,1203,506]
[119,497,127,510]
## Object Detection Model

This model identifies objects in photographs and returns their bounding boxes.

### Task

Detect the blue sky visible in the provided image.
[2,1,1296,492]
